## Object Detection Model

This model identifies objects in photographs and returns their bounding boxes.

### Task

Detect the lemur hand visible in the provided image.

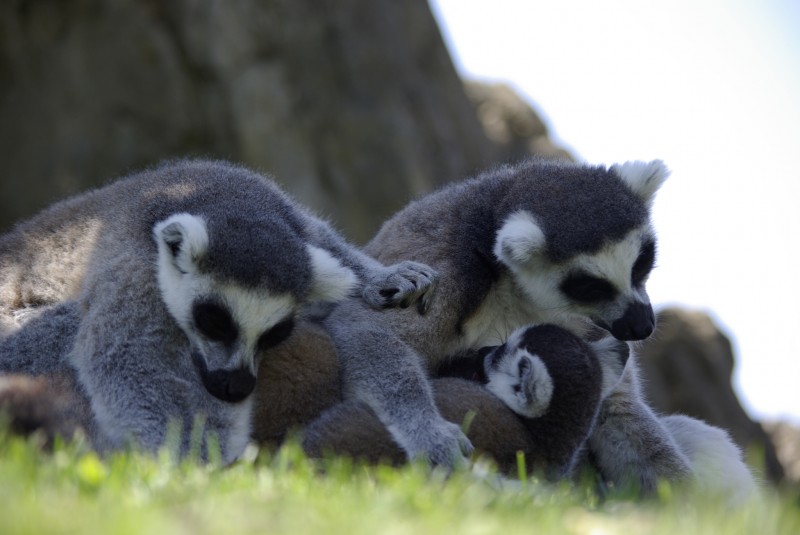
[362,261,439,314]
[406,418,474,470]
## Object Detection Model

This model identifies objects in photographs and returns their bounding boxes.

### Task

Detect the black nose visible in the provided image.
[192,352,257,403]
[610,301,655,341]
[205,368,256,403]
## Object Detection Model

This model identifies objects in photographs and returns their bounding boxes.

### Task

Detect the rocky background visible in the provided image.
[0,0,796,486]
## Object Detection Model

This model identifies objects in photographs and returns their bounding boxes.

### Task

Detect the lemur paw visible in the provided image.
[362,261,439,314]
[406,420,473,470]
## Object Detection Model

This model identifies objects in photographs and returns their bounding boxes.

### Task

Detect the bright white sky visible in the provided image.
[430,0,800,424]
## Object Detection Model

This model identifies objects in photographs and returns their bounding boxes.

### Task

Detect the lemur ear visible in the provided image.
[153,213,209,274]
[306,245,358,303]
[493,211,546,268]
[610,160,670,208]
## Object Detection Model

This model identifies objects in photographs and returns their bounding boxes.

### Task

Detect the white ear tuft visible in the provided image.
[153,213,208,274]
[610,160,670,207]
[306,245,358,303]
[493,211,546,268]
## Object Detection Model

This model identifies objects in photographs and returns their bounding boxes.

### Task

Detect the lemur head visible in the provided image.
[153,213,356,404]
[493,160,668,341]
[483,324,630,418]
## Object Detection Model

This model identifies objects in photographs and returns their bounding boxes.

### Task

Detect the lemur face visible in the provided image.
[554,225,657,341]
[185,285,297,403]
[496,222,657,341]
[153,213,355,403]
[493,160,667,342]
[560,228,656,340]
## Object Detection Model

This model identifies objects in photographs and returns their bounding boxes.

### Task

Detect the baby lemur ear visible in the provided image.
[590,336,631,398]
[493,210,547,268]
[306,245,358,304]
[153,213,209,274]
[610,160,670,208]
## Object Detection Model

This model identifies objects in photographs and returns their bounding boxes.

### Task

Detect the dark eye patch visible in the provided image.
[632,240,656,287]
[257,317,295,352]
[193,302,238,344]
[560,273,617,304]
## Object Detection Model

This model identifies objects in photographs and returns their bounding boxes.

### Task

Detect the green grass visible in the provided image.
[1,431,798,535]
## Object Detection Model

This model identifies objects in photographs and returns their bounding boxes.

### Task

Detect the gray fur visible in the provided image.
[582,357,756,501]
[300,321,754,500]
[437,328,754,498]
[0,159,438,334]
[0,302,99,444]
[324,158,668,467]
[304,324,619,480]
[0,159,438,462]
[302,378,534,473]
[585,354,694,495]
[445,329,754,500]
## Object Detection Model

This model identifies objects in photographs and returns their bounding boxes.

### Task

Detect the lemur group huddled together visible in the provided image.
[0,158,755,501]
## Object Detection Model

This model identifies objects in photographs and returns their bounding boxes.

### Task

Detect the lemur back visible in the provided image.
[0,160,438,337]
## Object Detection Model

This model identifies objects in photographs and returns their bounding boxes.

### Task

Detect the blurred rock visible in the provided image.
[464,80,573,163]
[0,0,481,241]
[637,308,786,484]
[0,0,571,242]
[763,420,800,486]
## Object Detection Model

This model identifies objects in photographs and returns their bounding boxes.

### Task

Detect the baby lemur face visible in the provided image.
[483,325,630,419]
[483,327,554,418]
[153,213,356,403]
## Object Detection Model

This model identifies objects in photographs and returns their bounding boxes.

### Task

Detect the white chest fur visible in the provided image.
[456,276,544,352]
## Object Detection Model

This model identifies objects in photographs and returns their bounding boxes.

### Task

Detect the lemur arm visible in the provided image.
[300,215,439,313]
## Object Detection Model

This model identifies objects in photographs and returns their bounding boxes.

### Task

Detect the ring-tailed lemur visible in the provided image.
[0,159,438,339]
[303,323,629,480]
[324,158,670,467]
[0,159,438,462]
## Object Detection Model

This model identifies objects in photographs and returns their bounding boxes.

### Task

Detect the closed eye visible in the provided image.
[257,317,295,352]
[560,273,617,304]
[632,240,656,287]
[193,302,238,344]
[517,357,531,377]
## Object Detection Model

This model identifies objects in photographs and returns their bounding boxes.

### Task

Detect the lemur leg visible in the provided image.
[300,217,439,313]
[324,300,472,469]
[587,356,693,495]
